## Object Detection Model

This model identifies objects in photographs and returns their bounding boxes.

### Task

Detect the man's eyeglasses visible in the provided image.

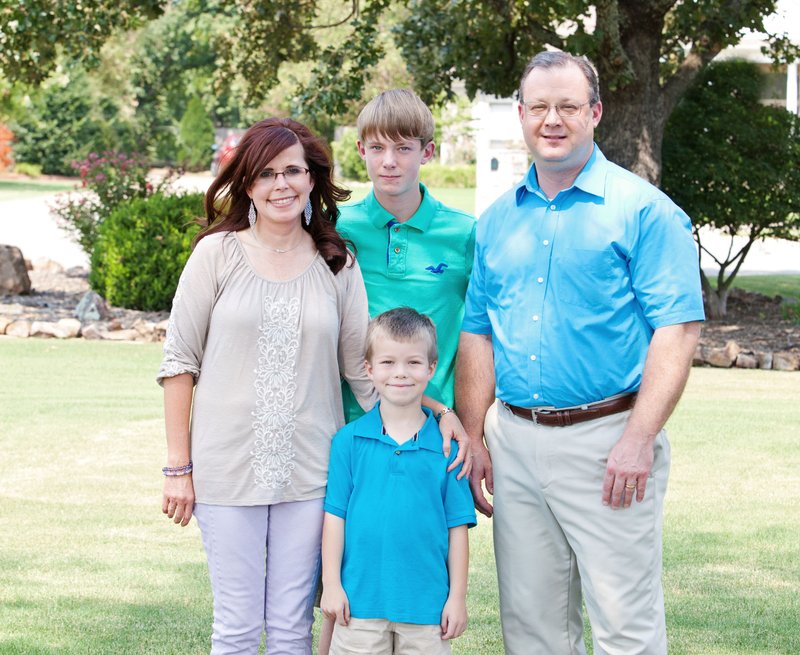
[522,102,590,118]
[258,166,310,182]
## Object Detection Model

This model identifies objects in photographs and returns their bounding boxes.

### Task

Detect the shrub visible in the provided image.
[332,128,368,182]
[177,97,214,171]
[90,191,203,311]
[50,151,175,256]
[13,162,42,177]
[420,162,475,188]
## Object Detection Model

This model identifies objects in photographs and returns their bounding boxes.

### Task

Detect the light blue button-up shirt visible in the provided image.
[462,146,705,408]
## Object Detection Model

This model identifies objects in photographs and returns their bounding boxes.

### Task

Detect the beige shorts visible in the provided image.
[330,617,451,655]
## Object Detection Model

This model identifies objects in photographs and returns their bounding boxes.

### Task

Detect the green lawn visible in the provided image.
[0,339,797,654]
[344,185,476,215]
[0,178,76,201]
[731,274,800,300]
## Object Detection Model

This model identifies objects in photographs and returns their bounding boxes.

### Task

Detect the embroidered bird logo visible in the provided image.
[426,263,448,275]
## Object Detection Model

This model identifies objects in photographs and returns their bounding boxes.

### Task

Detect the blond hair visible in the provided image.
[365,307,438,364]
[357,89,435,146]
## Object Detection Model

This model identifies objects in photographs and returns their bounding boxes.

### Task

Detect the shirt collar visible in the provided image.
[352,403,442,452]
[516,144,607,205]
[366,183,437,232]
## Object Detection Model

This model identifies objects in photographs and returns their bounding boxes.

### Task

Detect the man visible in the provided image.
[456,51,704,654]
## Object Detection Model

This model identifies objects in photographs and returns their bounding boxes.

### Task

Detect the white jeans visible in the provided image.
[486,401,670,655]
[194,498,324,655]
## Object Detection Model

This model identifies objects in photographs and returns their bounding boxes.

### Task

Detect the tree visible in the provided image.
[662,60,800,319]
[178,96,215,171]
[0,0,162,85]
[3,1,797,182]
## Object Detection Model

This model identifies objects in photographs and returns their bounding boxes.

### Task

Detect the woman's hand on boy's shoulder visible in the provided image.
[440,594,468,640]
[321,584,351,627]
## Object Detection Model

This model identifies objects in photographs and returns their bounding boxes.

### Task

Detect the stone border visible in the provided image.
[693,339,799,371]
[0,315,168,342]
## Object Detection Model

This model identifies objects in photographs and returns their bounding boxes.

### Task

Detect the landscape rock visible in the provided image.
[80,323,106,340]
[33,258,64,273]
[692,344,706,366]
[703,340,742,368]
[0,245,32,295]
[772,352,800,372]
[5,319,31,337]
[0,316,11,334]
[101,328,141,341]
[756,351,773,370]
[74,291,111,322]
[57,318,81,338]
[734,353,758,369]
[65,266,89,278]
[30,320,67,338]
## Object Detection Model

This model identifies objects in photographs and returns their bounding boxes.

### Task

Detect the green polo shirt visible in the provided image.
[337,184,476,422]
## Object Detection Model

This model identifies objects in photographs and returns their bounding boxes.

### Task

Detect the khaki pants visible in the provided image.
[486,400,670,655]
[330,618,451,655]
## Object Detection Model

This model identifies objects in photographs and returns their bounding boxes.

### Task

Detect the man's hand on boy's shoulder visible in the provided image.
[440,594,468,640]
[321,584,351,627]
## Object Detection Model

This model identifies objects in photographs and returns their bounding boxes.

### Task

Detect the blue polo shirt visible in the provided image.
[463,145,705,408]
[337,184,476,421]
[324,404,477,625]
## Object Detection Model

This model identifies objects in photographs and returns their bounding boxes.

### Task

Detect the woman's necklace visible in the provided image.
[250,226,305,254]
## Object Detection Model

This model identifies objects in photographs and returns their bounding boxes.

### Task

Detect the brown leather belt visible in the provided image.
[502,393,637,427]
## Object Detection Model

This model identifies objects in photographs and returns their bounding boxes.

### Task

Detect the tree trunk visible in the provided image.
[700,269,728,320]
[594,2,670,184]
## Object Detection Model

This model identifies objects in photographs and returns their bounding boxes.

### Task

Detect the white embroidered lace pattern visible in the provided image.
[251,296,299,489]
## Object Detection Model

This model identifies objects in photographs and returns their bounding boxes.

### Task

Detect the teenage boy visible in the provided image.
[337,88,476,424]
[321,308,477,654]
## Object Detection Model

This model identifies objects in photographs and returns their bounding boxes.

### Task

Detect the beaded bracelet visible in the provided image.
[162,461,193,477]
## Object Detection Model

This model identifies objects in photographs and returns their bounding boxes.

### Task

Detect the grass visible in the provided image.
[344,185,476,215]
[0,178,76,201]
[0,339,798,653]
[731,274,800,300]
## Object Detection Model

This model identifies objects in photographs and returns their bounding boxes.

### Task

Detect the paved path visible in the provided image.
[1,177,799,274]
[0,174,212,268]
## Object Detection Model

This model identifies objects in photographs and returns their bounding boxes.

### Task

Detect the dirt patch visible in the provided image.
[700,287,800,354]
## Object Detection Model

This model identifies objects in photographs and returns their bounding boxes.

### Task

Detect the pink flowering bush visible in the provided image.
[50,151,175,256]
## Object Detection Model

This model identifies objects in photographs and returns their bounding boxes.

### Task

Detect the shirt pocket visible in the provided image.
[553,248,621,310]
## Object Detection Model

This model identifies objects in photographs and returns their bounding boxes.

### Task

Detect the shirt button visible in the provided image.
[550,204,556,210]
[394,227,400,233]
[530,355,537,361]
[532,315,539,321]
[543,240,549,246]
[537,277,544,283]
[394,247,401,254]
[395,450,401,455]
[533,393,540,400]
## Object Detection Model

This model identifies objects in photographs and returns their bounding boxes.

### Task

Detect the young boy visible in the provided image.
[321,308,477,654]
[337,88,476,424]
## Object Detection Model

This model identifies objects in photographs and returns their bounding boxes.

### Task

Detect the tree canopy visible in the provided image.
[2,1,798,180]
[662,60,800,319]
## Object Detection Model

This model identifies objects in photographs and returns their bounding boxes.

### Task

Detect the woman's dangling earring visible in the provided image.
[248,201,257,228]
[304,199,312,226]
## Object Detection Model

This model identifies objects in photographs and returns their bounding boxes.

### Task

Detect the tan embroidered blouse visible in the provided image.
[157,231,376,505]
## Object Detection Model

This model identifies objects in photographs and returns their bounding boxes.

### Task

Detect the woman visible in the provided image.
[158,117,377,654]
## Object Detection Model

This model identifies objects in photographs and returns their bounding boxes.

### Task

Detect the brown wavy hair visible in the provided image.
[196,117,352,274]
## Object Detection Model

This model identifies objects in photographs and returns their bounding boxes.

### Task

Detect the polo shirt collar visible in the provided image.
[365,183,437,232]
[352,403,442,452]
[516,143,607,204]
